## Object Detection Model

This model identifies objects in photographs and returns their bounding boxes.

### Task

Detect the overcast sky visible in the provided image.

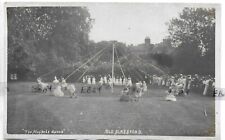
[87,3,185,45]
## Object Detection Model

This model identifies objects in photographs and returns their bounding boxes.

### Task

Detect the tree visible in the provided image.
[151,53,173,68]
[94,41,127,62]
[168,8,215,75]
[7,7,93,80]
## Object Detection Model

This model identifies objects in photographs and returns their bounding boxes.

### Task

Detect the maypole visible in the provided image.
[111,43,115,93]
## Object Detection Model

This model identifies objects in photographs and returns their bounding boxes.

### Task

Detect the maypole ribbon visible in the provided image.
[65,47,107,80]
[77,52,104,82]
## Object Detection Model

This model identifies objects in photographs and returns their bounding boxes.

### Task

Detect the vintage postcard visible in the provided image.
[2,2,222,139]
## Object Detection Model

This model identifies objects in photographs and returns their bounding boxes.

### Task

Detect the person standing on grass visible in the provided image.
[98,80,103,94]
[53,76,58,83]
[61,77,67,90]
[124,77,128,85]
[149,76,152,85]
[127,77,132,87]
[104,75,107,84]
[166,76,170,87]
[158,76,162,86]
[82,76,86,84]
[87,76,91,85]
[143,81,147,92]
[171,76,175,86]
[162,76,166,86]
[203,77,210,95]
[186,75,192,95]
[52,76,64,97]
[182,76,187,95]
[92,77,96,85]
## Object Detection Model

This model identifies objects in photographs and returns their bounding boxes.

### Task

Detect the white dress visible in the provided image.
[143,82,147,92]
[87,77,91,85]
[162,80,165,86]
[92,77,96,85]
[52,82,64,97]
[82,77,86,83]
[203,80,210,95]
[127,79,132,87]
[104,76,107,84]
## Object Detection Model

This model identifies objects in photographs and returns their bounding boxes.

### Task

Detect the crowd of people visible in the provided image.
[34,73,219,101]
[81,73,215,96]
[147,74,215,96]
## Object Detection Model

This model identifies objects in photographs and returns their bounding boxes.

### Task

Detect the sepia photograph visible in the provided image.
[4,2,221,139]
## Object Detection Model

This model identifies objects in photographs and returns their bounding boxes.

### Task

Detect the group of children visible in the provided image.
[82,75,133,86]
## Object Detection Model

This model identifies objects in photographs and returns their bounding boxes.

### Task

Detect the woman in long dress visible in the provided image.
[91,77,95,85]
[87,76,91,85]
[52,76,64,97]
[143,81,147,92]
[203,79,210,95]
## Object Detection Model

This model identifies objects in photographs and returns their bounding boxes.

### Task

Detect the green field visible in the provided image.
[7,82,215,136]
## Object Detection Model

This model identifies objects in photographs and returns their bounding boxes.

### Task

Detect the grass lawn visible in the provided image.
[7,82,215,136]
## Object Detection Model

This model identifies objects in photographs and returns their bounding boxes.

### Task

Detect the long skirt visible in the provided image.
[203,85,209,95]
[165,94,176,101]
[53,86,64,97]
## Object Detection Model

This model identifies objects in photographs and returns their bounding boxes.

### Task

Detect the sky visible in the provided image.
[87,3,186,45]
